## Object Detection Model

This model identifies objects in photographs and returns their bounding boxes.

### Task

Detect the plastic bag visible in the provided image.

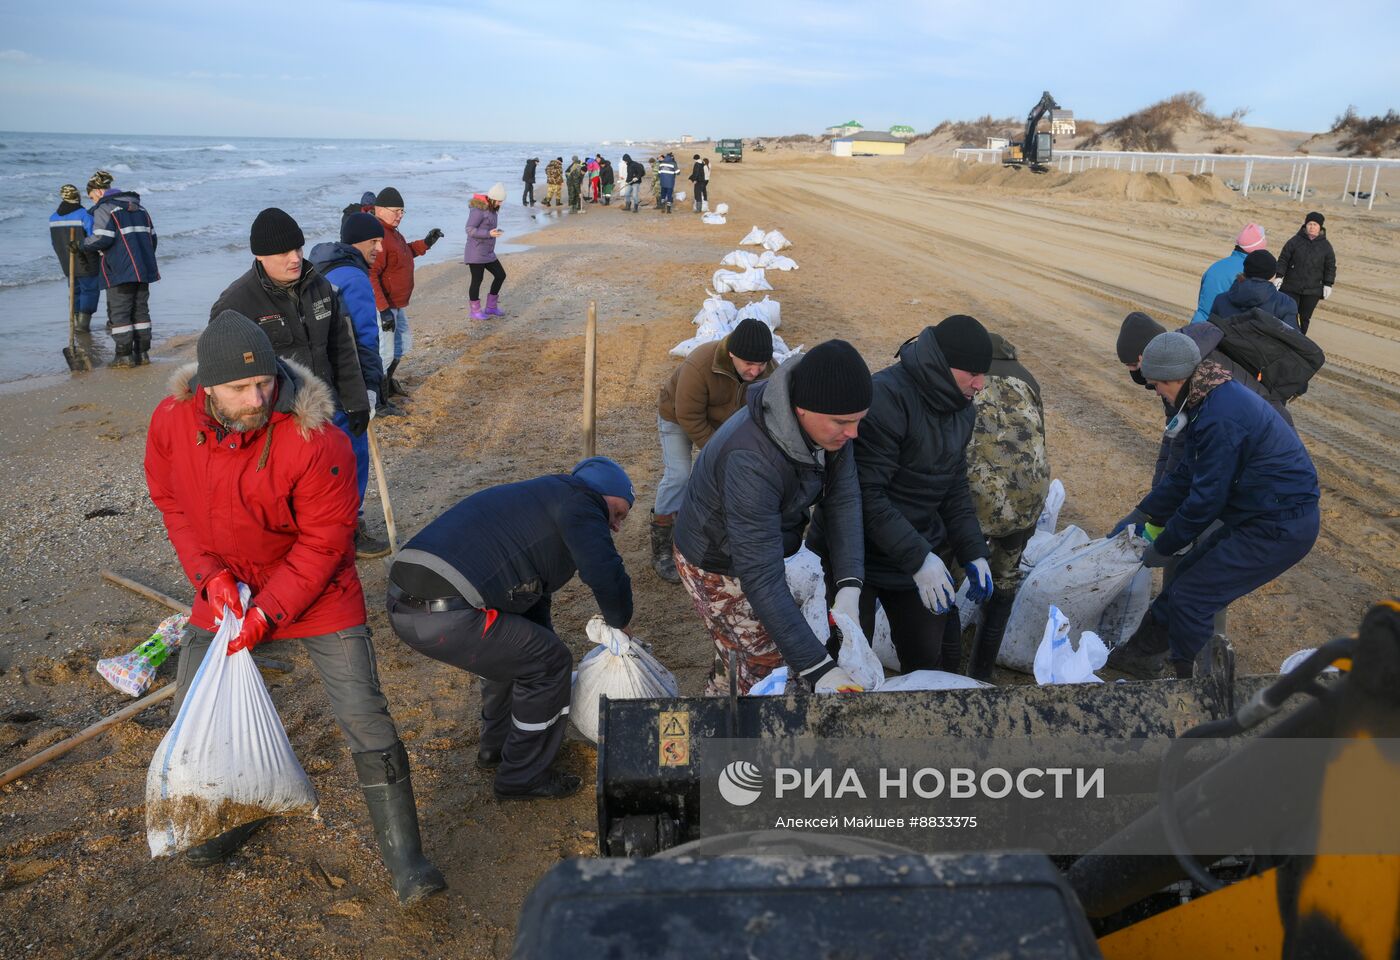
[771,334,800,364]
[1280,649,1341,675]
[715,203,729,215]
[1020,524,1090,572]
[721,250,762,268]
[1037,478,1065,533]
[758,251,798,271]
[570,617,678,743]
[736,296,781,330]
[712,267,772,294]
[998,530,1146,673]
[749,666,789,696]
[146,589,317,858]
[784,547,830,642]
[1033,606,1108,684]
[98,613,188,697]
[701,213,727,225]
[761,229,792,252]
[878,670,991,692]
[1097,568,1151,647]
[693,293,738,327]
[741,225,766,245]
[676,191,686,202]
[831,611,884,691]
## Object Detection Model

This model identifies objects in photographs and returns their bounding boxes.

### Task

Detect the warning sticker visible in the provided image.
[659,710,690,767]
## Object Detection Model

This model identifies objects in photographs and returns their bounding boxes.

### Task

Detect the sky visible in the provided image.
[1,0,1396,142]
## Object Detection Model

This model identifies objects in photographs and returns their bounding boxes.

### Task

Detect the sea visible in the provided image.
[0,132,644,385]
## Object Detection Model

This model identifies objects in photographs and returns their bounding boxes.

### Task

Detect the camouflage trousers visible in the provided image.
[673,547,783,696]
[987,525,1037,593]
[545,182,562,204]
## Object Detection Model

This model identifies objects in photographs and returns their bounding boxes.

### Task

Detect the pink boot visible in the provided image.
[470,300,488,320]
[485,294,505,317]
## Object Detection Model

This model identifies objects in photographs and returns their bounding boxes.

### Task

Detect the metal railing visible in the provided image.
[953,147,1399,210]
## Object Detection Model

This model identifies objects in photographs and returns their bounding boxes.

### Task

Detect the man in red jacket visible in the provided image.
[368,186,442,407]
[144,311,444,905]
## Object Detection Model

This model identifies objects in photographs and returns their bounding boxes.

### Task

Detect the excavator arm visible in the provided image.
[1023,91,1060,164]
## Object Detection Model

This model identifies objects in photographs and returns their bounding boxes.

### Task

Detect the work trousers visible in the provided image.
[567,183,581,211]
[824,569,960,674]
[659,181,675,205]
[522,181,535,205]
[173,623,398,754]
[654,416,694,515]
[468,260,507,300]
[106,282,151,356]
[674,547,783,696]
[1284,291,1322,336]
[332,410,371,512]
[545,183,562,205]
[693,181,708,209]
[75,274,101,315]
[378,307,410,373]
[986,525,1036,593]
[1149,505,1319,665]
[388,596,572,793]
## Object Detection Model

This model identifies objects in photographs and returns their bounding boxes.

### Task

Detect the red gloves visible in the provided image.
[203,569,244,622]
[226,607,273,656]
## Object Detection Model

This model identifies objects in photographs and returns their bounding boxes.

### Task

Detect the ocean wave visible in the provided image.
[0,207,26,223]
[108,142,238,154]
[110,162,133,173]
[313,144,338,150]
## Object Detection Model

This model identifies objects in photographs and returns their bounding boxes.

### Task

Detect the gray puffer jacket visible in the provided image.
[673,355,864,677]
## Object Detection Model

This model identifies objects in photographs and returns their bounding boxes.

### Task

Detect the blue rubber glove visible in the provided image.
[1110,508,1149,539]
[963,558,994,604]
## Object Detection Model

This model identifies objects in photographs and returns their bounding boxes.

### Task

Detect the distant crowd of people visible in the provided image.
[519,151,712,214]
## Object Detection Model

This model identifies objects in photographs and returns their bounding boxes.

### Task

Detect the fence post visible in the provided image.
[1369,165,1380,211]
[1241,160,1254,198]
[582,300,597,458]
[1297,162,1309,203]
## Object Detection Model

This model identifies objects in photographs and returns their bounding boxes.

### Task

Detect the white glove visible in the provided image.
[913,553,955,613]
[814,665,864,694]
[832,585,861,626]
[366,389,378,419]
[1270,276,1283,290]
[1322,285,1332,300]
[961,557,994,604]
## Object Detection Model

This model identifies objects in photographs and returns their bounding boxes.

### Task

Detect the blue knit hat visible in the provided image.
[572,457,635,506]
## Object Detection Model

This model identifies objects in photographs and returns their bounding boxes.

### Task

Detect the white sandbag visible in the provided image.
[1097,568,1152,647]
[758,251,799,271]
[701,213,727,225]
[998,530,1146,673]
[693,293,738,327]
[831,610,884,692]
[770,335,801,364]
[761,229,792,252]
[740,225,766,245]
[736,296,781,330]
[1280,649,1341,675]
[1020,524,1090,572]
[669,334,709,358]
[955,579,983,633]
[146,588,317,858]
[878,670,992,692]
[570,617,679,743]
[870,606,900,672]
[784,547,830,643]
[721,250,761,268]
[695,315,736,342]
[1033,606,1109,684]
[712,267,772,294]
[749,666,789,696]
[1037,479,1065,533]
[676,191,686,202]
[715,203,729,215]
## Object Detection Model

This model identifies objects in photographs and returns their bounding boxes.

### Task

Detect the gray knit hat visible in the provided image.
[198,311,278,387]
[1140,332,1201,382]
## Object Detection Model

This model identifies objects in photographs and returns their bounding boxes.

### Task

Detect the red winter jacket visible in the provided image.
[144,359,365,638]
[369,222,427,310]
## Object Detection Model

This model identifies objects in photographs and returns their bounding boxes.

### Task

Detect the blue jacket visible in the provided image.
[49,202,99,277]
[1138,378,1318,556]
[1210,278,1299,330]
[1192,249,1245,324]
[393,475,633,628]
[307,242,384,398]
[82,189,159,287]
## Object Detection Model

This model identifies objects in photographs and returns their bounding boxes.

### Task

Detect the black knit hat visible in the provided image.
[374,186,404,207]
[1305,211,1325,226]
[341,212,385,245]
[726,319,773,363]
[790,340,872,414]
[1244,249,1278,280]
[1116,310,1166,364]
[198,311,278,387]
[933,314,992,374]
[249,207,305,256]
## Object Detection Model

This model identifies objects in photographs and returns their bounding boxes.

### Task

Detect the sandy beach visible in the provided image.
[3,149,1398,957]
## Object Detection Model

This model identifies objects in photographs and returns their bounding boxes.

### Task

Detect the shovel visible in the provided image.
[61,228,92,372]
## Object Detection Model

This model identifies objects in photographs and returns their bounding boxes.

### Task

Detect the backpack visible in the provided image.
[1208,308,1325,401]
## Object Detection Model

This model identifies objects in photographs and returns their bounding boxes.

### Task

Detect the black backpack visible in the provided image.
[1208,308,1326,401]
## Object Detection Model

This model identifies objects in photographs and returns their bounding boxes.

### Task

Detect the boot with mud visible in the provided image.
[494,769,582,801]
[184,817,271,867]
[967,586,1015,681]
[354,741,447,905]
[75,312,93,334]
[1105,613,1171,679]
[650,512,680,583]
[356,519,392,560]
[109,350,136,369]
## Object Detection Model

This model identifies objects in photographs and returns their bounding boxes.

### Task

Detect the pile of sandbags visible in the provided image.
[740,227,793,251]
[712,267,773,294]
[758,251,798,271]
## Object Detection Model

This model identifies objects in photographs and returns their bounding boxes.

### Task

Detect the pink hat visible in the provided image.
[1235,223,1266,252]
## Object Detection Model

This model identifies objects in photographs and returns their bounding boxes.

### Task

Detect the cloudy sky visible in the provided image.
[1,0,1394,141]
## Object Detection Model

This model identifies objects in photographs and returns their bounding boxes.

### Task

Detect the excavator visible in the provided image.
[511,601,1400,958]
[1004,90,1060,171]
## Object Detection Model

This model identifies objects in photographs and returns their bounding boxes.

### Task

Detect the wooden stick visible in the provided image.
[583,300,597,458]
[366,422,398,553]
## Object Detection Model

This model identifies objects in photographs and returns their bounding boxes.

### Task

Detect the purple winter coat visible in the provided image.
[463,199,499,265]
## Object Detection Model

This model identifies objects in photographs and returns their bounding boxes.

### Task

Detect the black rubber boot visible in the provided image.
[476,746,502,770]
[1106,615,1171,680]
[184,817,270,867]
[109,351,135,369]
[353,741,447,906]
[968,587,1014,682]
[356,519,392,560]
[650,512,680,583]
[75,312,93,334]
[494,769,582,801]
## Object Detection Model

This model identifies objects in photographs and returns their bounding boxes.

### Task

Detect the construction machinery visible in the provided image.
[513,602,1400,958]
[1004,91,1060,171]
[716,139,744,163]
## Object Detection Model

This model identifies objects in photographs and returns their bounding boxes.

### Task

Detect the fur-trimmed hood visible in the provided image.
[168,357,334,439]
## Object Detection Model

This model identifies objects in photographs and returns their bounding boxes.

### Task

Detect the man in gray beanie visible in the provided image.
[1106,331,1320,679]
[144,311,445,904]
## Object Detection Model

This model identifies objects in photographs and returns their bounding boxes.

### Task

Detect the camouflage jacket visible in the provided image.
[967,374,1049,537]
[545,160,563,185]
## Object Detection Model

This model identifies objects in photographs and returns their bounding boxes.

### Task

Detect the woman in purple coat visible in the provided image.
[465,182,507,320]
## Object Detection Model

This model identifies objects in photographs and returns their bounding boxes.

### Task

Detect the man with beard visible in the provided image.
[144,312,444,905]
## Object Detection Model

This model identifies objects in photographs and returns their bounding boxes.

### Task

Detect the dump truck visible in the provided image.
[513,602,1400,958]
[716,139,743,163]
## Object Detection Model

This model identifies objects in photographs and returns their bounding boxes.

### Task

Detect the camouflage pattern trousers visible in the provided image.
[673,547,783,696]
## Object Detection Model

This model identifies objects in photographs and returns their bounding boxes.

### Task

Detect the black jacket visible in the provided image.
[209,262,369,415]
[674,357,864,676]
[600,160,615,187]
[810,328,987,590]
[393,475,633,628]
[523,159,538,183]
[688,161,705,183]
[1277,226,1337,297]
[1210,277,1299,330]
[625,159,646,185]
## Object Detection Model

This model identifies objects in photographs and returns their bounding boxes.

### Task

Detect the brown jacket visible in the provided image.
[658,336,775,447]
